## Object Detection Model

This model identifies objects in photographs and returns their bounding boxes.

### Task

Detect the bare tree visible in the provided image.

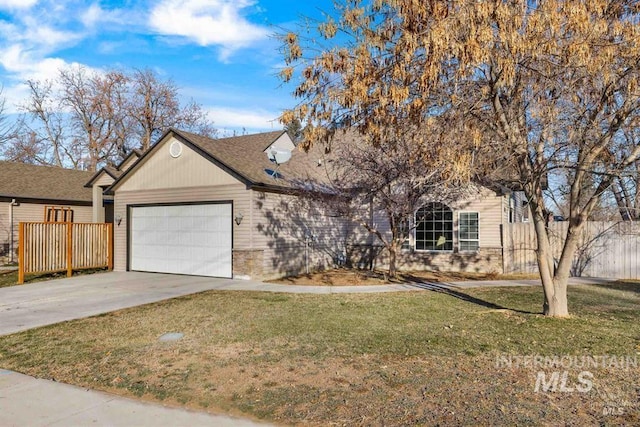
[281,0,640,316]
[126,69,216,151]
[316,129,471,277]
[11,67,216,169]
[19,79,70,167]
[59,67,129,170]
[610,129,640,220]
[0,87,18,148]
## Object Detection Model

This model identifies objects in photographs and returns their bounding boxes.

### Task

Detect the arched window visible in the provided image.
[415,202,453,251]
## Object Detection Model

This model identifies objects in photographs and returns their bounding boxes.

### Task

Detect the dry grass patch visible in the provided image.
[269,268,539,286]
[0,268,109,288]
[0,285,638,425]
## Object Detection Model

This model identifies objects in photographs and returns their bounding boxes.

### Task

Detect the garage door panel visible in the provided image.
[130,203,232,278]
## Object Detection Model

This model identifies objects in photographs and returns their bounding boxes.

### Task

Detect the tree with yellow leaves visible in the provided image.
[280,0,640,316]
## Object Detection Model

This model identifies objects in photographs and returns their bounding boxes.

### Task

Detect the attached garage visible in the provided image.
[129,203,232,278]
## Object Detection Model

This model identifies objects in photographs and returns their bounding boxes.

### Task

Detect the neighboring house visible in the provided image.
[0,162,94,263]
[91,128,527,280]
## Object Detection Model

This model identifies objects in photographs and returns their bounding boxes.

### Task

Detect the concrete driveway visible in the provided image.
[1,271,616,337]
[0,271,437,336]
[0,271,263,336]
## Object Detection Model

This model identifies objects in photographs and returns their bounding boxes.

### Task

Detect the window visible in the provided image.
[459,212,479,251]
[44,206,74,223]
[415,203,453,251]
[522,200,530,222]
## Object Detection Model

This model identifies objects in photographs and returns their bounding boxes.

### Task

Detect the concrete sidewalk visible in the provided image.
[446,276,617,288]
[0,369,264,427]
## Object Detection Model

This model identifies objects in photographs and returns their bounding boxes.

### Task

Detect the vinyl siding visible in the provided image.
[113,184,250,271]
[0,201,92,260]
[117,136,240,192]
[356,188,505,250]
[92,173,115,223]
[250,189,353,278]
[119,154,139,172]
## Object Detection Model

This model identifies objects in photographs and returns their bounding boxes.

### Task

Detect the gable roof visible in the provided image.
[84,148,144,188]
[0,161,93,204]
[108,128,331,193]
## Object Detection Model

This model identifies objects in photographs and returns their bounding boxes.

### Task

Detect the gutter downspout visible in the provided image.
[9,199,16,263]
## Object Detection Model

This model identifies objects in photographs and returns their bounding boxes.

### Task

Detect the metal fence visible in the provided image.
[18,222,113,284]
[503,221,640,279]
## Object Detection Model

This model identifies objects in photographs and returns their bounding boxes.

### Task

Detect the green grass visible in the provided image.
[0,283,638,425]
[0,270,18,288]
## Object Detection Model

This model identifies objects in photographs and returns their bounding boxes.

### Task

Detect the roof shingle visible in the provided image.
[171,129,331,190]
[0,161,93,203]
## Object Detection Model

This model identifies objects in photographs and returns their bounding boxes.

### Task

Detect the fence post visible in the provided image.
[107,223,114,270]
[66,222,73,277]
[18,222,25,284]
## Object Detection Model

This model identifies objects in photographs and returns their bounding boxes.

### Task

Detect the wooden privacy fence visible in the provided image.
[503,221,640,279]
[18,222,113,284]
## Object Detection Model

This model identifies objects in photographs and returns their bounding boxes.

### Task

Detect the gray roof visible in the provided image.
[0,161,93,203]
[137,129,332,191]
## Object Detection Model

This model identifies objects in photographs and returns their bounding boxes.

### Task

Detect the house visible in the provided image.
[91,128,526,280]
[84,149,143,224]
[0,162,94,263]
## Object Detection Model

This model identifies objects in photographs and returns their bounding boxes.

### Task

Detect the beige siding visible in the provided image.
[0,202,12,259]
[92,172,115,223]
[119,154,139,172]
[113,185,250,271]
[94,173,115,187]
[118,136,241,192]
[250,190,353,278]
[458,190,503,249]
[0,201,92,261]
[356,188,505,250]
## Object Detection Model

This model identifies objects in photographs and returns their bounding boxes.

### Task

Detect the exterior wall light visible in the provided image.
[235,212,243,226]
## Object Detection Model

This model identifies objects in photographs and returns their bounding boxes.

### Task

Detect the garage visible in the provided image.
[129,203,232,278]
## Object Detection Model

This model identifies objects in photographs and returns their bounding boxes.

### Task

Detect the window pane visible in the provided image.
[459,212,479,251]
[415,203,453,251]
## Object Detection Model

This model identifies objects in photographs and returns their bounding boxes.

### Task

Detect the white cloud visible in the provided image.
[0,1,96,109]
[149,0,268,58]
[0,44,99,112]
[207,106,279,132]
[0,0,38,10]
[80,3,104,27]
[80,2,133,29]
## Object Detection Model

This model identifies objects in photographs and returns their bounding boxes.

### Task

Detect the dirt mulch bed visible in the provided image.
[268,268,538,286]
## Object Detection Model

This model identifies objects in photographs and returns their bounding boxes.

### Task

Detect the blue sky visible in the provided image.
[0,0,327,134]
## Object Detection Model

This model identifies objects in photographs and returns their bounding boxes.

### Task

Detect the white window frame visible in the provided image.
[414,203,454,253]
[458,211,480,252]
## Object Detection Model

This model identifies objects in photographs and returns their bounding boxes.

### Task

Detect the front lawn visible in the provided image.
[0,283,637,425]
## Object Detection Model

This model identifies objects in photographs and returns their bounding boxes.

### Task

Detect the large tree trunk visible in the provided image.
[531,201,571,317]
[388,244,397,278]
[532,211,586,317]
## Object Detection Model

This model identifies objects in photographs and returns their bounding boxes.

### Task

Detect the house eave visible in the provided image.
[0,195,92,206]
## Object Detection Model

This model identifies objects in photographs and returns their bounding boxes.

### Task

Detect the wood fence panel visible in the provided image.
[18,222,113,284]
[504,221,640,279]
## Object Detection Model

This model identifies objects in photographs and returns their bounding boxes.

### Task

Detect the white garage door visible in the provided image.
[129,203,232,278]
